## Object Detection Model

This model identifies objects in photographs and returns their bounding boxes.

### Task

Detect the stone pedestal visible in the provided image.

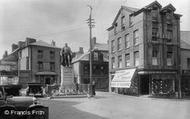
[60,66,75,92]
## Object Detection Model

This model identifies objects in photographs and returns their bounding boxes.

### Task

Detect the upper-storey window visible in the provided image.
[38,61,43,71]
[93,52,99,61]
[38,50,43,59]
[152,45,159,66]
[125,53,130,67]
[167,30,173,42]
[133,30,139,46]
[152,21,159,41]
[167,46,173,66]
[114,23,118,35]
[50,62,55,71]
[125,34,130,48]
[118,55,122,68]
[117,37,122,50]
[129,16,133,26]
[134,51,139,66]
[152,7,158,20]
[50,51,55,59]
[111,40,115,52]
[112,57,115,69]
[121,16,125,30]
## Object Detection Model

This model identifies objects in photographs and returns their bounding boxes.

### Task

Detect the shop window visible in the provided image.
[111,40,115,52]
[125,54,130,67]
[134,51,139,66]
[152,45,158,65]
[125,34,130,48]
[112,57,115,69]
[118,55,122,68]
[133,30,139,46]
[117,37,122,50]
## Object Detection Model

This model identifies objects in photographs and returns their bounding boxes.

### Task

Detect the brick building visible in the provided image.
[108,1,181,96]
[0,54,18,85]
[180,31,190,96]
[5,38,61,87]
[72,38,109,91]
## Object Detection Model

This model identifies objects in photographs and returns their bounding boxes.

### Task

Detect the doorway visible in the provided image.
[45,78,51,85]
[140,75,150,95]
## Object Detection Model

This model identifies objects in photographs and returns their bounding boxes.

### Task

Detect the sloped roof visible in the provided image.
[112,6,139,25]
[72,52,90,63]
[29,40,60,49]
[144,1,162,9]
[93,43,108,51]
[181,31,190,50]
[161,4,176,12]
[72,51,109,63]
[1,54,17,62]
[131,1,162,16]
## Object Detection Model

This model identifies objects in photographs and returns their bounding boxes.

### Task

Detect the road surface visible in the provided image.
[40,92,190,119]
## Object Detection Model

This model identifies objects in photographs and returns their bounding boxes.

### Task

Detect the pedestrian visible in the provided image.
[92,80,96,96]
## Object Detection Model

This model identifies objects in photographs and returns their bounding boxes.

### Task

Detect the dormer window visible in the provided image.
[121,16,125,30]
[114,23,118,35]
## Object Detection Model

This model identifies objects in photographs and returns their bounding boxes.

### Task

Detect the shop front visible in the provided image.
[138,71,177,96]
[110,69,177,96]
[110,68,138,95]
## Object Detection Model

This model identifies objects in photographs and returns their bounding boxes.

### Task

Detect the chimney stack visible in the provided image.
[51,40,56,46]
[26,37,36,46]
[12,44,18,52]
[91,37,96,48]
[79,47,84,54]
[3,51,8,58]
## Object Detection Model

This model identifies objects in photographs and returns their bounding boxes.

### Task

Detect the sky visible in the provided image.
[0,0,190,58]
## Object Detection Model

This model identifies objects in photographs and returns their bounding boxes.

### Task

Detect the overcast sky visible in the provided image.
[0,0,190,58]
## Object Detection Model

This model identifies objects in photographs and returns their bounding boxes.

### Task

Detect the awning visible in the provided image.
[111,68,136,88]
[35,72,57,75]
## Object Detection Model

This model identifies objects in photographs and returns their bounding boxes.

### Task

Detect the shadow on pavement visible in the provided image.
[41,99,108,119]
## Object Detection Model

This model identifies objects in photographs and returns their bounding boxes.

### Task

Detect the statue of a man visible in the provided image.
[61,43,72,67]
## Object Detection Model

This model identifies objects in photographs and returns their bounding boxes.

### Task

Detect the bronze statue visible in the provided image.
[61,43,72,67]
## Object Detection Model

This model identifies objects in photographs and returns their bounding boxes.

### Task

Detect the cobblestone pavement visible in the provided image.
[40,91,190,119]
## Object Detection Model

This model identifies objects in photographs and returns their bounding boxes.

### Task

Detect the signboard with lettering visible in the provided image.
[111,68,136,88]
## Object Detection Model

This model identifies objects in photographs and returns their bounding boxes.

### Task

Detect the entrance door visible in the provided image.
[45,78,51,85]
[140,75,149,94]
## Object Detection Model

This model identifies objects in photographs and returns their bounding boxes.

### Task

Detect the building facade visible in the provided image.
[180,31,190,96]
[72,38,109,91]
[4,38,61,88]
[108,1,181,96]
[0,56,18,85]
